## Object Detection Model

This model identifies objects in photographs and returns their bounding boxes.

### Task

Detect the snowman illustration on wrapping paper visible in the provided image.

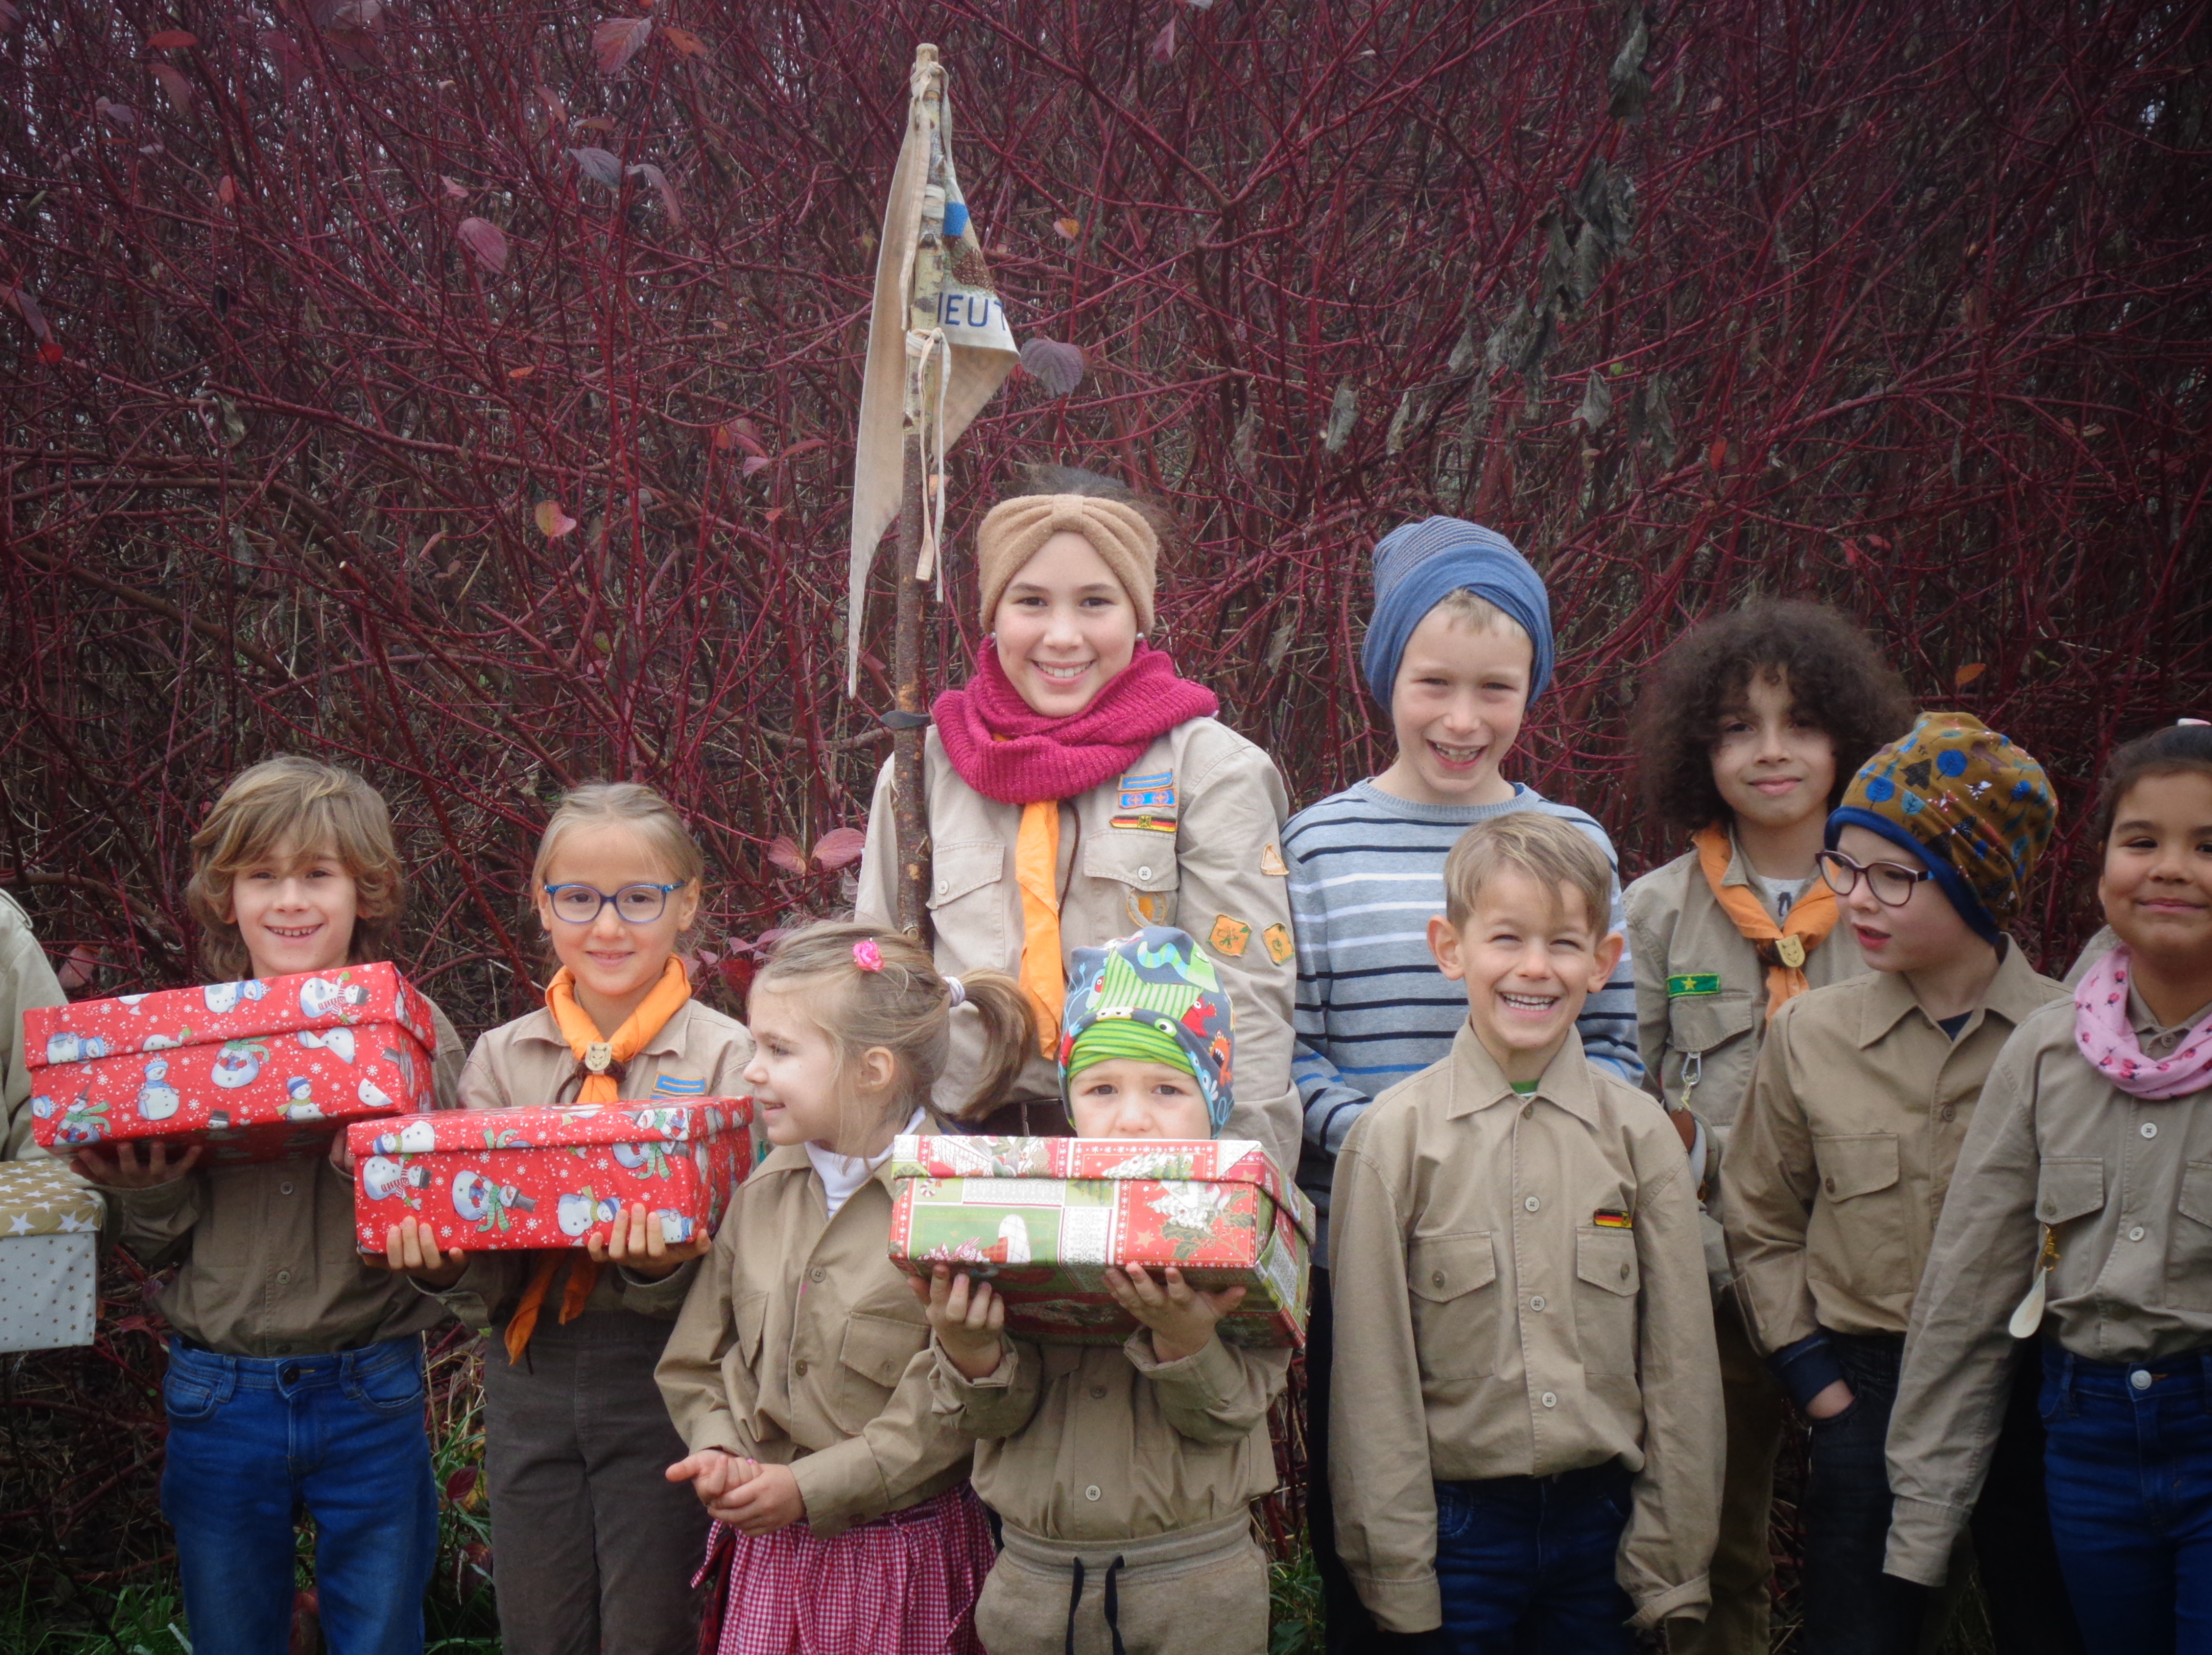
[452,1169,536,1234]
[367,1119,439,1156]
[202,979,269,1015]
[43,1031,109,1065]
[281,1076,323,1121]
[42,1089,110,1145]
[136,1058,181,1121]
[557,1188,623,1239]
[297,1026,357,1064]
[298,974,372,1022]
[209,1040,269,1089]
[360,1155,433,1203]
[610,1141,675,1179]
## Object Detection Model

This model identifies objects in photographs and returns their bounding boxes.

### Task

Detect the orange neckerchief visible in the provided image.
[1693,823,1840,1020]
[503,956,693,1364]
[1014,802,1063,1056]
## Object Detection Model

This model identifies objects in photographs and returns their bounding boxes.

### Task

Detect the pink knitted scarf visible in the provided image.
[2073,944,2212,1100]
[932,644,1219,805]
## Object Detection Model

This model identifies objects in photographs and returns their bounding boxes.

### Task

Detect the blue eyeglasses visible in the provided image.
[542,882,682,925]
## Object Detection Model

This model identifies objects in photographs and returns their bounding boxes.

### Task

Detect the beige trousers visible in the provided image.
[975,1512,1270,1655]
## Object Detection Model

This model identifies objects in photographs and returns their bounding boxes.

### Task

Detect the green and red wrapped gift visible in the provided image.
[886,1135,1313,1347]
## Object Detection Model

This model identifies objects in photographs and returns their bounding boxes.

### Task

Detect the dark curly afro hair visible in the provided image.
[1631,601,1915,837]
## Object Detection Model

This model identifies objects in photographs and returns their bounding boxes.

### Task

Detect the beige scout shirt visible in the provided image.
[111,997,467,1357]
[1626,841,1868,1286]
[931,1329,1289,1546]
[1721,944,2063,1354]
[656,1135,974,1537]
[435,999,755,1330]
[854,720,1300,1176]
[1328,1025,1722,1633]
[1886,990,2212,1584]
[0,891,69,1161]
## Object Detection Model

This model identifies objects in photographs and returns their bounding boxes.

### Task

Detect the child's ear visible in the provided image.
[1593,930,1626,984]
[1428,915,1467,981]
[672,880,702,933]
[857,1044,900,1098]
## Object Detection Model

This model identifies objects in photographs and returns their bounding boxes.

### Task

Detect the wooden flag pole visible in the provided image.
[892,44,942,941]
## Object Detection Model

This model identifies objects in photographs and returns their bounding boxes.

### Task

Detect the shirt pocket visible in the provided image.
[1081,835,1181,930]
[1663,991,1757,1119]
[1574,1226,1641,1377]
[1407,1231,1498,1388]
[833,1308,930,1433]
[928,839,1007,967]
[2169,1160,2212,1311]
[1809,1133,1911,1300]
[729,1289,769,1370]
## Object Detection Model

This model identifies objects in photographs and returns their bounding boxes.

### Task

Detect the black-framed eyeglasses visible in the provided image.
[1815,849,1934,908]
[542,882,682,925]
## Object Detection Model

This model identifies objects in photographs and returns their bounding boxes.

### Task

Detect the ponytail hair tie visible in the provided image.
[945,975,967,1008]
[853,939,884,972]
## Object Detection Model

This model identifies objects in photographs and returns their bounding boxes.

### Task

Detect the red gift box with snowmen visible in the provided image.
[346,1099,754,1253]
[24,963,436,1164]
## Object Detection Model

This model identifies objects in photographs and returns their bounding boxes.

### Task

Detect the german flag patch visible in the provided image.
[1592,1209,1633,1230]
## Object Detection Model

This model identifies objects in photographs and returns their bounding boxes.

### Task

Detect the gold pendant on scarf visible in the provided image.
[1776,934,1806,970]
[584,1041,615,1074]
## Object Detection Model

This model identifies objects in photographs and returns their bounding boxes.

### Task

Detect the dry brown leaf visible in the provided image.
[812,827,867,870]
[1954,662,1987,688]
[593,16,652,74]
[765,835,806,874]
[534,499,576,538]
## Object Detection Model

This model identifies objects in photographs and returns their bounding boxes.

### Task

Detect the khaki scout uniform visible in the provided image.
[435,999,754,1655]
[1721,945,2063,1351]
[1887,991,2212,1583]
[109,999,466,1355]
[656,1133,976,1535]
[933,1330,1291,1655]
[1328,1025,1723,1634]
[855,722,1300,1176]
[1626,841,1869,1655]
[0,891,69,1161]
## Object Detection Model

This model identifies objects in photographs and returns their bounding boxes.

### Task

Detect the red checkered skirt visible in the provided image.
[693,1483,993,1655]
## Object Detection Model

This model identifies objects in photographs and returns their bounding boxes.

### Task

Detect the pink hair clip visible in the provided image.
[853,939,884,972]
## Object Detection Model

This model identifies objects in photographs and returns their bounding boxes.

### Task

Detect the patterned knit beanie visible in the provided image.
[1360,516,1555,709]
[1060,926,1235,1133]
[1827,712,2055,946]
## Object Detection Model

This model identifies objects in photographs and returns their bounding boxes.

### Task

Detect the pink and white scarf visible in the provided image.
[2073,944,2212,1099]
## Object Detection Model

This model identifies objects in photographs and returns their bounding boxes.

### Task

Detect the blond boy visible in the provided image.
[1329,814,1720,1648]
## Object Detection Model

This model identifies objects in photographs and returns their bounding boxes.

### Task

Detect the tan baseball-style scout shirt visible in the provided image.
[854,721,1300,1176]
[432,999,755,1329]
[109,998,467,1358]
[1626,840,1869,1285]
[1328,1025,1723,1633]
[1886,990,2212,1585]
[0,891,69,1161]
[656,1134,975,1536]
[932,1329,1289,1546]
[1721,944,2062,1354]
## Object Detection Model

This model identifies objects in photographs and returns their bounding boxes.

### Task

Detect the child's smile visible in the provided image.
[226,835,358,979]
[1429,869,1621,1083]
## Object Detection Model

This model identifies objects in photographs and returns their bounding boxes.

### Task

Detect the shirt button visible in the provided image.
[1529,1296,1546,1312]
[809,1267,825,1283]
[1540,1392,1557,1408]
[1521,1103,1534,1119]
[1619,1264,1632,1282]
[1825,1177,1837,1194]
[794,1358,810,1376]
[1089,1385,1108,1399]
[1431,1271,1446,1288]
[2131,1369,2154,1391]
[2043,1200,2058,1217]
[2129,1226,2147,1243]
[936,879,949,896]
[279,1181,295,1196]
[1136,866,1154,881]
[275,1269,291,1284]
[2142,1122,2159,1140]
[1939,1107,1955,1123]
[1524,1196,1540,1213]
[1085,1484,1102,1501]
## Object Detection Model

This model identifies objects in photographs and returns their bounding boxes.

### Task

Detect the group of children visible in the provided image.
[0,472,2206,1655]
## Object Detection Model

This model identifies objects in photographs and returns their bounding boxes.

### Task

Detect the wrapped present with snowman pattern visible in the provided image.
[886,1136,1314,1348]
[25,963,436,1164]
[0,1159,105,1354]
[347,1099,754,1253]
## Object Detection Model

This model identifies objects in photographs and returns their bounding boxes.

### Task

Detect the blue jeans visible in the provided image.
[1800,1333,1926,1655]
[1431,1465,1637,1655]
[160,1336,438,1655]
[2040,1345,2212,1655]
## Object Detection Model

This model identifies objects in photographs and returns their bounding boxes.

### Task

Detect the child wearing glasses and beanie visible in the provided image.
[1721,714,2082,1655]
[386,782,756,1655]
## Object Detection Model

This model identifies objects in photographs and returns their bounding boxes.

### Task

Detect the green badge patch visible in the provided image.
[1667,973,1722,998]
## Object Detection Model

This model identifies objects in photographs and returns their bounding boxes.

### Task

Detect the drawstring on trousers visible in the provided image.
[1062,1554,1128,1655]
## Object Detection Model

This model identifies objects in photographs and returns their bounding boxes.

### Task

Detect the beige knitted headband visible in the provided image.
[974,494,1160,633]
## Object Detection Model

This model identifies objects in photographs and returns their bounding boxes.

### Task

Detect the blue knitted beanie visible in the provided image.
[1359,517,1554,708]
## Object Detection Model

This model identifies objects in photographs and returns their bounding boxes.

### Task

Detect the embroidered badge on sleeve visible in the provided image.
[1261,922,1294,966]
[1208,915,1253,958]
[1666,973,1721,998]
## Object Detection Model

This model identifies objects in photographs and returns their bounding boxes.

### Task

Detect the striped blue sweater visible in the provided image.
[1286,779,1644,1246]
